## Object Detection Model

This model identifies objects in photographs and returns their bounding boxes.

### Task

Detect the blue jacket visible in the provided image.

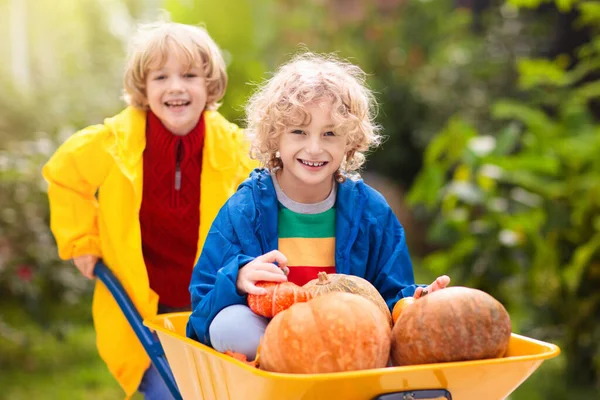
[187,169,420,345]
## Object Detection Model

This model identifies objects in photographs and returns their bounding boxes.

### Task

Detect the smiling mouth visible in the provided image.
[165,100,190,107]
[299,159,328,167]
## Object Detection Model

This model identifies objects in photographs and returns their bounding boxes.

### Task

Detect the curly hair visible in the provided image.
[245,52,382,181]
[122,19,227,111]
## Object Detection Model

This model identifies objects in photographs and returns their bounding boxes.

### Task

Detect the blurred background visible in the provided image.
[1,0,599,398]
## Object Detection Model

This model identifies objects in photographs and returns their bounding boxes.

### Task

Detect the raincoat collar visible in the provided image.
[103,106,236,183]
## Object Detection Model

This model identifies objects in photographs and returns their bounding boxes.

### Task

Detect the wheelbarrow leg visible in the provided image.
[94,261,183,400]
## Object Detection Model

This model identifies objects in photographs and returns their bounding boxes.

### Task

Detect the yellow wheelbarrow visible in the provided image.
[144,311,560,400]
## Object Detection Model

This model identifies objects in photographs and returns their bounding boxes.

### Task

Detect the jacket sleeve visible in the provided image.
[367,205,425,311]
[41,124,113,260]
[186,201,254,345]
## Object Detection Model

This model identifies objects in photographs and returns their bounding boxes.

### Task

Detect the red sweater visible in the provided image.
[139,111,205,308]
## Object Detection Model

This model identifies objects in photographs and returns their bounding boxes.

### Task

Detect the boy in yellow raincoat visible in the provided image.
[42,19,255,399]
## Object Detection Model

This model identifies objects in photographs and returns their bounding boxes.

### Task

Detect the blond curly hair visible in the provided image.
[245,52,382,181]
[123,19,227,111]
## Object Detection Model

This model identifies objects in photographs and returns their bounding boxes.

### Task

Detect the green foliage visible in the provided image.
[162,0,277,124]
[408,0,600,390]
[0,303,139,400]
[0,0,132,336]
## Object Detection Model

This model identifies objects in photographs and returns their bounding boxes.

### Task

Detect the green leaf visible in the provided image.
[500,170,566,198]
[406,166,445,208]
[484,154,561,175]
[422,237,478,276]
[507,0,546,9]
[423,129,450,167]
[562,59,600,86]
[492,100,558,136]
[492,123,521,156]
[577,1,600,27]
[555,0,575,12]
[517,58,567,89]
[570,80,600,104]
[423,116,477,168]
[563,233,600,292]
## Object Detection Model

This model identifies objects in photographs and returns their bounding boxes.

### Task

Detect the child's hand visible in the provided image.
[414,275,450,299]
[72,254,98,280]
[237,250,289,295]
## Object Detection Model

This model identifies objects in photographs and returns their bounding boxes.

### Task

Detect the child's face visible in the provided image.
[277,100,347,203]
[145,50,207,135]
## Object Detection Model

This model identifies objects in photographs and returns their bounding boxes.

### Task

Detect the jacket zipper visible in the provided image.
[174,139,183,206]
[175,138,184,190]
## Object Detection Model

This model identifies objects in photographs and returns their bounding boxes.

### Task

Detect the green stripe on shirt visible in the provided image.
[278,207,336,238]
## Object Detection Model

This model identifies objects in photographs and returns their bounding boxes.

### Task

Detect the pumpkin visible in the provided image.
[247,281,312,318]
[391,286,512,366]
[259,292,391,374]
[223,350,258,368]
[391,297,415,324]
[303,272,392,326]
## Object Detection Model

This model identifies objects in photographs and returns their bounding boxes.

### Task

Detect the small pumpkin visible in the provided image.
[303,272,392,326]
[391,286,512,366]
[391,297,415,324]
[259,292,392,374]
[222,350,258,368]
[247,281,312,318]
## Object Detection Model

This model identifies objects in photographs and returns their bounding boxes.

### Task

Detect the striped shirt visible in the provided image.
[271,170,337,286]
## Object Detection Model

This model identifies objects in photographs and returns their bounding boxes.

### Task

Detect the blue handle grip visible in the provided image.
[94,261,182,400]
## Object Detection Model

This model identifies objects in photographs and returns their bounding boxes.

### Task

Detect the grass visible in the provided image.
[0,302,143,400]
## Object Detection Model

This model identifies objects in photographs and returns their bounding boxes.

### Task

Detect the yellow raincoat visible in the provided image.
[42,106,256,398]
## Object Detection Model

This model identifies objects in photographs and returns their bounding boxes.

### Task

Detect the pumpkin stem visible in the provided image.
[316,271,331,285]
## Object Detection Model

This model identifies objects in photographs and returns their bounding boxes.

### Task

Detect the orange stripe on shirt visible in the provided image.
[278,237,335,267]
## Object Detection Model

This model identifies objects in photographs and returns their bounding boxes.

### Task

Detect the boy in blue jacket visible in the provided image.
[187,52,450,358]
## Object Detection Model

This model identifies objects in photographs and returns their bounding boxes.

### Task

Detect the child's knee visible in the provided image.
[209,304,268,359]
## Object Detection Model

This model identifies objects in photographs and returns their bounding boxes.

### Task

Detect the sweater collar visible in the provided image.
[145,110,205,160]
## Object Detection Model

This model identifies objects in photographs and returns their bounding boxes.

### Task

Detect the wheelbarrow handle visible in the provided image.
[94,260,183,400]
[374,389,452,400]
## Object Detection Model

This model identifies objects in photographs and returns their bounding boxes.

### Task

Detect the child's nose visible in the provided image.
[169,76,184,91]
[306,138,322,154]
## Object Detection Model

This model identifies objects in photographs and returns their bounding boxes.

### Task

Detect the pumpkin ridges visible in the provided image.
[309,299,338,372]
[260,292,391,373]
[391,287,511,366]
[303,272,392,327]
[248,281,311,318]
[351,298,391,370]
[270,283,278,316]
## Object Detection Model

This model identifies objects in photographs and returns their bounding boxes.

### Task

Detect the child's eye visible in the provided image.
[153,75,166,81]
[324,131,336,137]
[291,129,304,135]
[184,73,197,78]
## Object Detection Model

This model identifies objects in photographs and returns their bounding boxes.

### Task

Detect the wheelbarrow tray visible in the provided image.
[144,312,560,400]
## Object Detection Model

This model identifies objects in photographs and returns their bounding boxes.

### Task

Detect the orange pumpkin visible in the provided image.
[259,292,391,374]
[303,272,392,326]
[247,281,312,318]
[391,286,512,366]
[391,296,415,324]
[222,350,258,368]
